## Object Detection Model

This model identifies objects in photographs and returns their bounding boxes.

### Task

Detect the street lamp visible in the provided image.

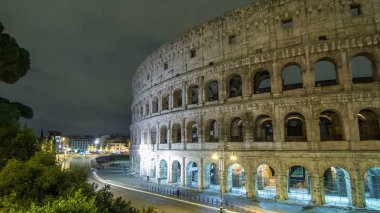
[212,145,237,213]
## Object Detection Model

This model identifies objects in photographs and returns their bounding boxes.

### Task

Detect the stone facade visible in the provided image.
[130,0,380,208]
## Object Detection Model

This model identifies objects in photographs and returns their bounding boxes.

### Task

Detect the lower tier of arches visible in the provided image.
[131,150,380,210]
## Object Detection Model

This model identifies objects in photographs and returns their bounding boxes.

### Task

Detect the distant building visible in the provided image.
[68,136,95,152]
[46,130,63,153]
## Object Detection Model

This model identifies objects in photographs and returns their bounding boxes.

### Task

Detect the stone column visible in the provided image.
[311,163,323,205]
[181,118,186,150]
[220,72,227,103]
[347,102,360,147]
[352,167,365,208]
[304,50,314,94]
[340,51,352,91]
[199,158,204,190]
[271,62,282,96]
[199,76,204,106]
[246,162,256,199]
[199,116,205,149]
[242,70,252,99]
[182,81,187,109]
[182,157,186,187]
[276,174,288,200]
[168,120,171,150]
[274,107,284,149]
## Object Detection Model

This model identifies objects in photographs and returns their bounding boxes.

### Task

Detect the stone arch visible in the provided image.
[287,165,311,203]
[188,84,199,105]
[187,121,198,143]
[314,57,338,87]
[186,161,198,188]
[358,109,380,140]
[171,160,181,184]
[145,100,150,116]
[161,93,169,111]
[319,110,344,141]
[364,167,380,209]
[255,164,276,199]
[152,96,158,113]
[171,123,182,143]
[150,127,157,144]
[323,167,353,206]
[140,104,144,118]
[227,163,246,195]
[149,158,156,178]
[230,117,244,142]
[204,162,220,190]
[254,115,273,142]
[285,112,307,142]
[205,119,219,142]
[282,63,303,91]
[159,159,168,182]
[352,52,377,83]
[173,88,182,108]
[160,125,168,144]
[206,80,219,101]
[253,69,271,94]
[228,74,242,98]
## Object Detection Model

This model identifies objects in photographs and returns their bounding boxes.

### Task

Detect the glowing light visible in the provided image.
[212,152,219,160]
[230,154,237,161]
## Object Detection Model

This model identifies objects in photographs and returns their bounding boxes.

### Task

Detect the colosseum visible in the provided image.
[130,0,380,209]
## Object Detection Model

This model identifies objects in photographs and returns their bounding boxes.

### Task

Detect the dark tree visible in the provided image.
[0,22,30,84]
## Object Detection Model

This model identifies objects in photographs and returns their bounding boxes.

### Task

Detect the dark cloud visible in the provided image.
[0,0,252,135]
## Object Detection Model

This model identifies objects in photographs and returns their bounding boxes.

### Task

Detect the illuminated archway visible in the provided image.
[323,167,352,206]
[204,163,219,191]
[186,161,198,188]
[287,166,311,203]
[365,167,380,210]
[171,161,181,184]
[228,163,246,195]
[256,164,276,198]
[159,160,168,182]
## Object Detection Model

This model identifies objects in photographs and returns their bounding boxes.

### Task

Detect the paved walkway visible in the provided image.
[94,168,374,213]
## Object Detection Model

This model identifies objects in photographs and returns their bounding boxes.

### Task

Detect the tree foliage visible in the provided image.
[0,22,30,84]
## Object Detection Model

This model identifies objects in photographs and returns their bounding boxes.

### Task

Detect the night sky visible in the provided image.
[0,0,252,135]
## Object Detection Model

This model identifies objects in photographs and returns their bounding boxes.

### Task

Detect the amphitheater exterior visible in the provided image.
[130,0,380,209]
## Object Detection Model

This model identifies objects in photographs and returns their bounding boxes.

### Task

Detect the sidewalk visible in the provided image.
[94,169,372,213]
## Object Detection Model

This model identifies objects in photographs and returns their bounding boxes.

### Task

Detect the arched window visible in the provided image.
[161,94,169,111]
[159,160,168,180]
[358,109,380,140]
[207,120,219,142]
[207,80,219,101]
[230,118,244,142]
[352,54,375,83]
[254,115,273,142]
[160,126,168,144]
[173,89,182,108]
[314,59,337,86]
[319,111,343,141]
[150,127,156,144]
[172,124,181,143]
[282,64,303,90]
[191,124,198,142]
[285,113,307,141]
[229,75,242,98]
[253,70,271,94]
[152,97,158,113]
[188,85,199,105]
[145,101,150,115]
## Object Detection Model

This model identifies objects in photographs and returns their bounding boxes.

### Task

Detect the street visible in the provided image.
[68,156,229,213]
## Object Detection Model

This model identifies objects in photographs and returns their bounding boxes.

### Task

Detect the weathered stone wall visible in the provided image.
[130,0,380,208]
